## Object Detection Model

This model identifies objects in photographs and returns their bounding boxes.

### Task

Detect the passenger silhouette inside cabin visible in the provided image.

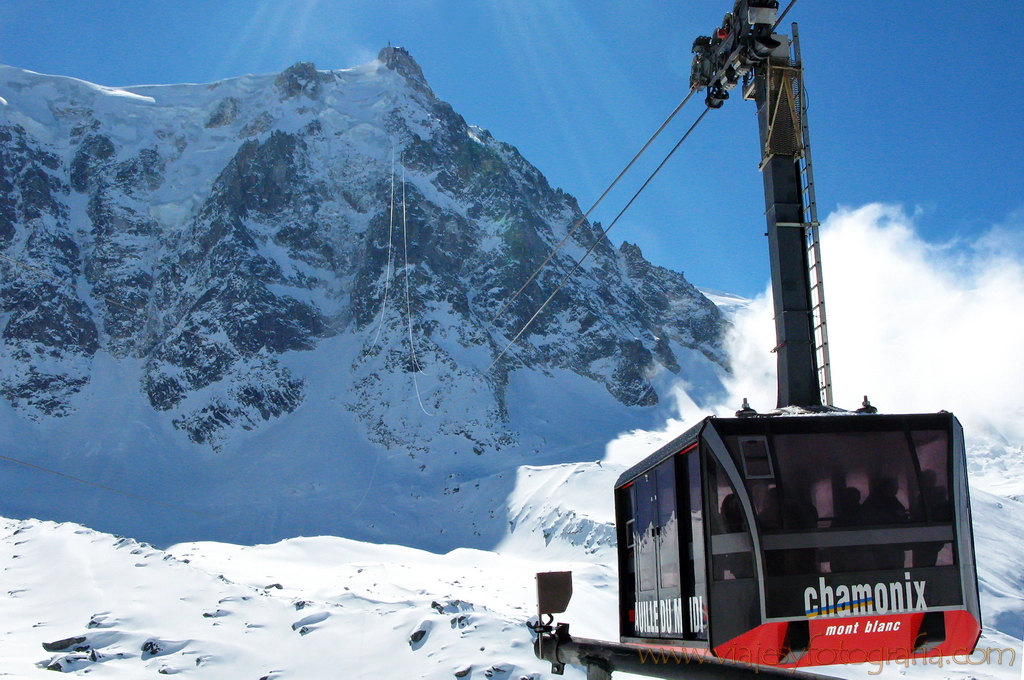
[713,493,753,580]
[757,486,820,576]
[861,476,908,569]
[721,492,744,533]
[757,487,783,531]
[832,486,863,527]
[829,487,867,572]
[784,489,819,530]
[861,476,907,524]
[915,469,952,566]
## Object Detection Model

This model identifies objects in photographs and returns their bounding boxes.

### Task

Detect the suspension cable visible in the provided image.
[372,147,398,346]
[487,0,800,370]
[490,85,700,325]
[401,158,422,374]
[400,158,435,417]
[488,106,712,372]
[490,0,797,329]
[772,0,800,32]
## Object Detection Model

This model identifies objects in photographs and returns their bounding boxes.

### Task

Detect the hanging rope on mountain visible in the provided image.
[371,146,398,346]
[400,158,436,417]
[488,105,711,372]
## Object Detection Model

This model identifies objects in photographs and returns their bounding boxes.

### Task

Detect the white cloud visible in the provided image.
[819,204,1024,439]
[712,204,1024,433]
[607,203,1024,493]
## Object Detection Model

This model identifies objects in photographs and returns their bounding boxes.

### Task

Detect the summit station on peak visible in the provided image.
[378,44,433,95]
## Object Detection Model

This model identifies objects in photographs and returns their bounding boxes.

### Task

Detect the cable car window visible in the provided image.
[739,436,774,478]
[657,460,681,589]
[687,452,708,639]
[750,479,782,530]
[765,431,927,531]
[913,430,953,522]
[633,473,658,592]
[622,489,636,571]
[707,455,754,581]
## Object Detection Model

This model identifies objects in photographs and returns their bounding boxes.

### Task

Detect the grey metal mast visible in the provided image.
[691,2,832,408]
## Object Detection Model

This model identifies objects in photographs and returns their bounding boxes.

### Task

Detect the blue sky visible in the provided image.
[1,0,1021,297]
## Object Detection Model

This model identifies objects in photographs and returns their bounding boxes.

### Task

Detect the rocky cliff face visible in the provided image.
[0,50,726,549]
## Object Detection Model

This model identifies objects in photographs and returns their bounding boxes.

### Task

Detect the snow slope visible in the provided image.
[1,475,1020,679]
[0,516,618,679]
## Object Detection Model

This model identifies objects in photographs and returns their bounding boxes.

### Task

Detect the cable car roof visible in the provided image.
[616,417,708,489]
[615,411,960,490]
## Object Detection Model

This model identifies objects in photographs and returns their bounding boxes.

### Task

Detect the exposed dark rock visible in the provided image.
[0,125,67,240]
[212,131,308,218]
[41,636,88,653]
[0,53,726,461]
[114,147,165,194]
[70,134,115,193]
[239,111,276,138]
[274,62,326,101]
[206,97,241,128]
[379,46,434,98]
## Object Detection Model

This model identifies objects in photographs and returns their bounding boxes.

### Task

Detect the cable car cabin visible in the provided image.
[614,411,981,668]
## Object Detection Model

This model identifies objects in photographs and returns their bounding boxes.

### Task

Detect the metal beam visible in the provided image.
[754,49,821,407]
[535,625,826,680]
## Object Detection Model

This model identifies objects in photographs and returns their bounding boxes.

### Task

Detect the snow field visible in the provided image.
[0,516,619,679]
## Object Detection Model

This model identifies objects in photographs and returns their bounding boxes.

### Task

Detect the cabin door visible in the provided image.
[632,458,686,637]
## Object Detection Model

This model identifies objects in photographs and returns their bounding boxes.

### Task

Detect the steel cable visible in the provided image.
[489,86,701,325]
[487,106,712,372]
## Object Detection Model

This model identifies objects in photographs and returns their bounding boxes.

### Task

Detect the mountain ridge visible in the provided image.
[0,48,728,550]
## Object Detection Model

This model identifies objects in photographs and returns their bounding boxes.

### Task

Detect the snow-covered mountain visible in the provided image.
[0,48,727,551]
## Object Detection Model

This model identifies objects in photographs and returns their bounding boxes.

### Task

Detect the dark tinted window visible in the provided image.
[913,430,953,522]
[633,473,658,592]
[687,452,708,639]
[725,429,950,533]
[707,455,754,581]
[657,460,680,589]
[740,437,773,478]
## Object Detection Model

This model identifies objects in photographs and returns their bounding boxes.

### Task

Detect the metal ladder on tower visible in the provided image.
[792,24,833,407]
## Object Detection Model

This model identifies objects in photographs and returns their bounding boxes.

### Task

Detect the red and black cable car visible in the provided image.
[533,4,982,676]
[614,410,980,667]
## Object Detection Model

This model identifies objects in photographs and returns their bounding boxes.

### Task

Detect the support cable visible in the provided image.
[489,0,799,369]
[772,0,800,32]
[400,158,435,417]
[490,86,700,325]
[372,147,398,346]
[401,159,422,375]
[488,106,711,372]
[489,0,797,329]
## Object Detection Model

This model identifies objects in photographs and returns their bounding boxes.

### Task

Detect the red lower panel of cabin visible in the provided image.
[714,610,981,668]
